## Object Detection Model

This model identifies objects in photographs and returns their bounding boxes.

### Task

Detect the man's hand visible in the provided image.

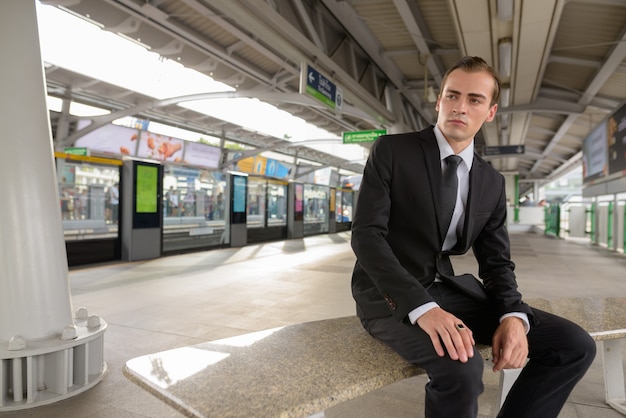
[492,317,528,372]
[416,307,475,362]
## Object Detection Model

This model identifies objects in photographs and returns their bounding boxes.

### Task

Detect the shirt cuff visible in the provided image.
[500,312,530,334]
[408,305,530,334]
[408,302,439,325]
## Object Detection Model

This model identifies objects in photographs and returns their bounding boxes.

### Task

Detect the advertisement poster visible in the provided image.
[582,120,608,183]
[253,156,267,175]
[136,165,158,213]
[233,176,247,213]
[608,103,626,175]
[234,156,254,174]
[265,158,291,179]
[234,155,291,179]
[136,131,184,162]
[314,167,333,186]
[295,184,303,213]
[183,141,221,169]
[75,124,139,156]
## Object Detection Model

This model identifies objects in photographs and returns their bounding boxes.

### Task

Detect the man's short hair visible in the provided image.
[439,56,501,106]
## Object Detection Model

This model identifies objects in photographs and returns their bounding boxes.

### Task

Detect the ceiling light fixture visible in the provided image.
[500,83,510,107]
[497,0,514,21]
[498,39,512,78]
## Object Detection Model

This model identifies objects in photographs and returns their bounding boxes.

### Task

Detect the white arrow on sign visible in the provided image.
[308,71,315,83]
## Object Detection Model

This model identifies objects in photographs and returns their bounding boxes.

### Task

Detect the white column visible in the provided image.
[0,0,74,342]
[502,172,519,206]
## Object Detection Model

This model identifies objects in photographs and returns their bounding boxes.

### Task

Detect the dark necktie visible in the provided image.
[441,155,462,233]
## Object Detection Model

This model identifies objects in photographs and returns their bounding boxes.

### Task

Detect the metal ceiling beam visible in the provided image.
[498,97,586,115]
[58,90,377,146]
[320,0,435,125]
[292,0,326,53]
[502,0,564,172]
[392,0,445,86]
[85,0,360,136]
[530,28,626,174]
[219,138,341,170]
[210,0,395,125]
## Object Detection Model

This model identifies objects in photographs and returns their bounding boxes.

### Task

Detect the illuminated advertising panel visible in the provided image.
[136,132,184,162]
[132,161,162,228]
[608,103,626,175]
[582,120,608,183]
[75,124,139,156]
[231,175,247,224]
[183,141,221,169]
[136,165,158,213]
[294,183,304,221]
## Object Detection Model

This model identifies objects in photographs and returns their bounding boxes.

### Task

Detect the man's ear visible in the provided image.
[485,103,498,122]
[435,95,441,112]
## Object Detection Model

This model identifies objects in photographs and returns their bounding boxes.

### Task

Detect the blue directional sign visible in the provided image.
[300,63,343,112]
[483,145,525,156]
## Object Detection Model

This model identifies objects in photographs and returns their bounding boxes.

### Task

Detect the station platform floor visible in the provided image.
[2,229,626,418]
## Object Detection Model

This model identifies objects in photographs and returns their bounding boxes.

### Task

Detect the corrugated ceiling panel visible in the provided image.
[392,55,424,80]
[553,2,625,61]
[161,1,284,78]
[161,1,239,49]
[416,0,459,50]
[530,114,563,133]
[598,65,626,101]
[544,61,597,92]
[350,1,415,50]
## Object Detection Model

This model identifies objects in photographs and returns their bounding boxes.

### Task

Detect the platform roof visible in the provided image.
[41,0,626,195]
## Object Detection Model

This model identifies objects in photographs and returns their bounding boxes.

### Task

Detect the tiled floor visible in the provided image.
[1,230,625,417]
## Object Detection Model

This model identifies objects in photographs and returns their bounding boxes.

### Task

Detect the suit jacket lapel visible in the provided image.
[418,127,448,242]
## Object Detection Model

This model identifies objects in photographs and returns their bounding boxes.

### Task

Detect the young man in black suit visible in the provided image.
[350,56,595,417]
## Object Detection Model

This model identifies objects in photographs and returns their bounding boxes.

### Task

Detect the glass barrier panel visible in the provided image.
[162,165,227,252]
[304,184,329,235]
[336,189,354,223]
[247,176,267,228]
[268,180,287,226]
[56,158,120,241]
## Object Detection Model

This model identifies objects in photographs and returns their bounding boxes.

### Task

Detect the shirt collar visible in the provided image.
[434,125,474,169]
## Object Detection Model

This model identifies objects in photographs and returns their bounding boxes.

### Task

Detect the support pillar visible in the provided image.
[0,1,106,411]
[502,172,519,225]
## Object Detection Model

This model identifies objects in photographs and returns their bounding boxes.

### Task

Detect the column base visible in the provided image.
[0,319,107,411]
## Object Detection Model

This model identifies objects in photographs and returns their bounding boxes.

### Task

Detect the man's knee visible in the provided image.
[430,353,484,389]
[573,330,596,368]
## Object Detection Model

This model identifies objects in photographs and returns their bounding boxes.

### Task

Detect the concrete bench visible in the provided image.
[122,315,490,417]
[123,297,626,417]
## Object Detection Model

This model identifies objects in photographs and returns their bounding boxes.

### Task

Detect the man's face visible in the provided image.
[435,69,498,150]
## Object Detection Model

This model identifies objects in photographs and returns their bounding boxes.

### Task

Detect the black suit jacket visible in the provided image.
[351,126,532,323]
